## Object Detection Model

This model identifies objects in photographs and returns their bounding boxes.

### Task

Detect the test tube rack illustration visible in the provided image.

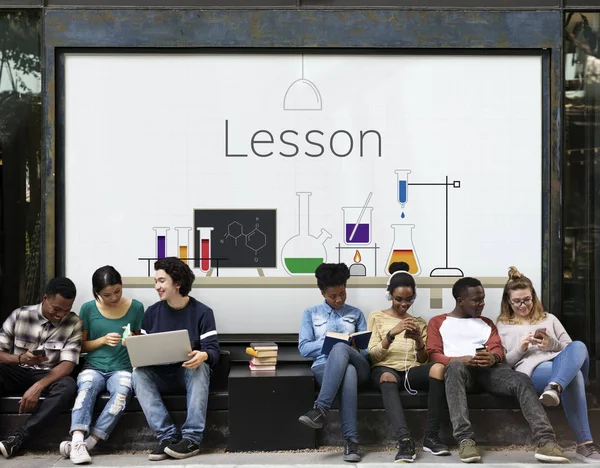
[153,227,170,259]
[391,170,463,277]
[175,227,192,264]
[281,192,332,275]
[197,227,215,273]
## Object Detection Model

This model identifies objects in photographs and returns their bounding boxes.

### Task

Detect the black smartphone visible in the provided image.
[32,349,46,356]
[475,346,486,352]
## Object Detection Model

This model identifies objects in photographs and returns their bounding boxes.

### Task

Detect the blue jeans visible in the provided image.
[530,341,592,444]
[132,364,211,445]
[312,343,370,442]
[70,368,133,440]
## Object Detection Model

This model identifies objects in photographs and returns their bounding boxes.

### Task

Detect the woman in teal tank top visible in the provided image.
[59,266,144,465]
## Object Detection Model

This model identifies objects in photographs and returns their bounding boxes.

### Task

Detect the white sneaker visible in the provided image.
[540,384,561,407]
[59,440,71,458]
[70,441,91,465]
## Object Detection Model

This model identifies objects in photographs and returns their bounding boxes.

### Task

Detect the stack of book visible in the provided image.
[246,342,278,372]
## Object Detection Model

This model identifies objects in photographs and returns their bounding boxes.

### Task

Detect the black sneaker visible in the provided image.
[148,438,179,461]
[164,438,200,459]
[0,432,25,459]
[343,439,361,463]
[298,405,326,429]
[423,434,451,456]
[395,437,416,463]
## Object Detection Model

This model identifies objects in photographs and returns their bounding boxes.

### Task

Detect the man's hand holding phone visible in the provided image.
[473,346,496,367]
[20,349,48,366]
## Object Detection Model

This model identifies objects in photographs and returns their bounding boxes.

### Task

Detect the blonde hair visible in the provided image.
[497,266,546,325]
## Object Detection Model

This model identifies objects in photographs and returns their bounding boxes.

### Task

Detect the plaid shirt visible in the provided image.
[0,303,82,369]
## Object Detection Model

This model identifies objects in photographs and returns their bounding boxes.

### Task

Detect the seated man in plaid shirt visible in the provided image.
[0,277,82,459]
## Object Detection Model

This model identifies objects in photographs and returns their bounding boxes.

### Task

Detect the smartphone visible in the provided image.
[475,346,486,352]
[533,328,546,339]
[32,349,46,356]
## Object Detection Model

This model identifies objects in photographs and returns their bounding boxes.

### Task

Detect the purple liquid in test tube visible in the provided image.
[157,236,166,258]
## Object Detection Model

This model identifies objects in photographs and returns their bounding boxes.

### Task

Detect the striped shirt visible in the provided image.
[0,303,83,369]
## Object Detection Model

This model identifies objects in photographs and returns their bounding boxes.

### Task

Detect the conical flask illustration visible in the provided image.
[385,224,421,276]
[281,192,332,275]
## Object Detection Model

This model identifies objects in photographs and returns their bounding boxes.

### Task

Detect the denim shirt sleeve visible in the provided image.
[298,308,325,358]
[355,310,369,359]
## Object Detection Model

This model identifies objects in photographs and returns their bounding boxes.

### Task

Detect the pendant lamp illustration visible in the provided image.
[283,55,323,111]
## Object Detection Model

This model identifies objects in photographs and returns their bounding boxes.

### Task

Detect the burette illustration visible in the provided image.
[389,170,463,277]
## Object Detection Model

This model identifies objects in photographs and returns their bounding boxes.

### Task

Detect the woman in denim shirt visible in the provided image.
[298,263,370,463]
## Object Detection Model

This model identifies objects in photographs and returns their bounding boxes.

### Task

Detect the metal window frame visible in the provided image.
[42,9,563,314]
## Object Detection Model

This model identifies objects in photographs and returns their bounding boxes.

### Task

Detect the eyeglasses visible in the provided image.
[392,296,416,305]
[510,298,532,307]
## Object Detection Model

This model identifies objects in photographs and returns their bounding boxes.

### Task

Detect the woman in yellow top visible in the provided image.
[367,262,448,463]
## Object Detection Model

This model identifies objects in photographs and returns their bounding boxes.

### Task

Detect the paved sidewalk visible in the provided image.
[4,448,585,468]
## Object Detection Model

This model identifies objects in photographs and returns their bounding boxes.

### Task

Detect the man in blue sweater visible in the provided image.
[132,257,219,461]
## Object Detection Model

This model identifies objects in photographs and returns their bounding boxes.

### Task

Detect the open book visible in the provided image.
[321,331,372,355]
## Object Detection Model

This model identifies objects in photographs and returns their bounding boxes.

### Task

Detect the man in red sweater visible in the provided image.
[427,277,568,464]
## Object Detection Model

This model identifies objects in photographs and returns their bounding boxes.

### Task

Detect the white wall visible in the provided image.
[64,53,541,332]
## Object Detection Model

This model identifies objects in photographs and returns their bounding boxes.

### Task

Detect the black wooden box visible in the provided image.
[228,364,316,451]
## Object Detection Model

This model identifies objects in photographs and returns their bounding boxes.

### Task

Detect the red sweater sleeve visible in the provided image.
[426,315,450,365]
[481,317,505,361]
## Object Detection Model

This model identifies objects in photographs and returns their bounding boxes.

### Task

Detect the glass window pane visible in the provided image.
[564,11,600,379]
[0,10,41,321]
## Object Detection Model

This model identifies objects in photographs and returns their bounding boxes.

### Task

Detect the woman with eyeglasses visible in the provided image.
[497,266,600,463]
[367,262,449,463]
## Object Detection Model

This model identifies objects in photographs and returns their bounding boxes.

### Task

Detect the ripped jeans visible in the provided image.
[70,367,133,440]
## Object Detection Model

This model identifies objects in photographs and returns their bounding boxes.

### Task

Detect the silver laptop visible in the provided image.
[125,330,192,367]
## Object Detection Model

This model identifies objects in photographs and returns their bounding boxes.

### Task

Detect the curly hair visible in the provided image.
[451,277,482,300]
[386,262,416,297]
[154,257,195,297]
[315,263,350,291]
[497,266,546,325]
[45,277,77,300]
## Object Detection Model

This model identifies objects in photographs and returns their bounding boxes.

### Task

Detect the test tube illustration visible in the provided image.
[153,227,170,259]
[395,170,410,208]
[197,227,214,272]
[176,227,192,264]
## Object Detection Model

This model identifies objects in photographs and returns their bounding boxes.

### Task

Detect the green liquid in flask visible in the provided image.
[284,257,324,274]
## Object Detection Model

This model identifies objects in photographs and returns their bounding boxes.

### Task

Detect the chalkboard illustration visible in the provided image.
[342,192,373,246]
[385,224,421,276]
[193,210,277,274]
[283,55,323,111]
[397,170,463,277]
[281,192,331,276]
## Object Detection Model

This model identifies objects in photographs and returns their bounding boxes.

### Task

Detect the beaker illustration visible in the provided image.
[281,192,332,275]
[176,227,192,264]
[386,224,421,276]
[395,170,411,208]
[197,227,214,273]
[342,206,373,246]
[153,227,170,259]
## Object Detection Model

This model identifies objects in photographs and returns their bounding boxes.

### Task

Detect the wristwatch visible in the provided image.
[386,331,395,343]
